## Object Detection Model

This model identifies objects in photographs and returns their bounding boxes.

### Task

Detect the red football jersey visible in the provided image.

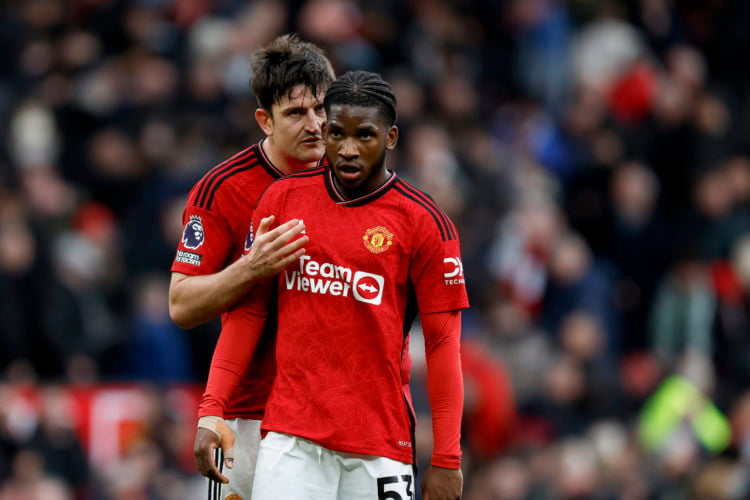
[250,168,469,464]
[171,142,283,419]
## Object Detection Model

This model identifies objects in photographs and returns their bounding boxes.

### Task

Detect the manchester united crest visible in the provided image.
[363,226,394,253]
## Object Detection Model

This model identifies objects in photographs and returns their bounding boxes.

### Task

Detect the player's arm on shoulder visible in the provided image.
[169,215,307,329]
[169,270,244,330]
[235,215,308,287]
[421,310,464,499]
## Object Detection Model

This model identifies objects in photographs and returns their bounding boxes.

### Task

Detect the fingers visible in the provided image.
[223,445,235,469]
[254,215,275,236]
[244,218,309,278]
[203,452,230,484]
[194,428,229,483]
[273,248,307,270]
[255,219,306,250]
[215,419,236,470]
[275,234,309,258]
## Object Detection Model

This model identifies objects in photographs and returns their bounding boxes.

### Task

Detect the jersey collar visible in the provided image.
[324,168,398,207]
[256,139,286,179]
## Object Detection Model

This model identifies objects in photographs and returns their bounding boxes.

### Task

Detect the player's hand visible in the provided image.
[421,465,462,500]
[243,215,308,279]
[195,416,236,483]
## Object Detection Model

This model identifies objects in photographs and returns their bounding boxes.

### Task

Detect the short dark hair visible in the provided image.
[324,71,397,126]
[251,34,335,111]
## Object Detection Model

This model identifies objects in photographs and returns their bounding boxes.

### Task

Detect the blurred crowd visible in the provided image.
[2,0,750,498]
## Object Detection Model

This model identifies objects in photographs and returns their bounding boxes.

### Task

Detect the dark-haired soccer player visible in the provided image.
[200,70,467,499]
[169,34,335,498]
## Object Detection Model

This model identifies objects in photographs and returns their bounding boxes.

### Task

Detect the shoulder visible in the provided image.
[391,177,459,242]
[188,145,270,211]
[257,167,327,205]
[267,167,327,191]
[280,166,327,183]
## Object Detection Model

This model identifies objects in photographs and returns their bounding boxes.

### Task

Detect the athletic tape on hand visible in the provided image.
[198,416,236,461]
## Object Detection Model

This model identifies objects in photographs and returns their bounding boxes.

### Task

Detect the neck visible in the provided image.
[335,168,393,201]
[261,138,317,175]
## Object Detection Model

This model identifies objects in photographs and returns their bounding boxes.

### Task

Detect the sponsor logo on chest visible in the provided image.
[284,255,385,305]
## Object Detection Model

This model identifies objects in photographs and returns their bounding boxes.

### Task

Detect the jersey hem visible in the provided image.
[224,409,265,420]
[419,301,470,314]
[262,426,414,464]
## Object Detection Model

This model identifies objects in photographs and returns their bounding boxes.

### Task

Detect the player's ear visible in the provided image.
[386,125,398,150]
[255,108,274,136]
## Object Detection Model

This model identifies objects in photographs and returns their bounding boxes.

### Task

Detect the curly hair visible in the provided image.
[251,34,335,111]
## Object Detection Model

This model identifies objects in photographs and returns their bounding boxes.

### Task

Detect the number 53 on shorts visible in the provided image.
[377,474,413,499]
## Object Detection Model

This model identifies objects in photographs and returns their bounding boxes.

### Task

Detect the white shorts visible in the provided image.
[206,418,261,500]
[251,431,415,500]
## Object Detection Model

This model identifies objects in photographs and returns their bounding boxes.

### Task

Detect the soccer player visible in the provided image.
[168,34,335,498]
[199,70,467,499]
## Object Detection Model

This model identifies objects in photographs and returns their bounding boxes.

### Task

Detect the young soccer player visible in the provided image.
[199,70,467,499]
[169,34,335,498]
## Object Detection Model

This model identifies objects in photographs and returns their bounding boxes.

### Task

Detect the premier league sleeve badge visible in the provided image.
[243,221,254,253]
[181,215,205,250]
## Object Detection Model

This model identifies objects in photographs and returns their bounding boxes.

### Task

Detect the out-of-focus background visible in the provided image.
[1,0,750,498]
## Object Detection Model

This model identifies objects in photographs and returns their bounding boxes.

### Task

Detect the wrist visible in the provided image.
[431,454,462,469]
[197,415,224,438]
[197,415,236,462]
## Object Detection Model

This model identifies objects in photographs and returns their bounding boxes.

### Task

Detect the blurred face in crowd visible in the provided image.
[256,84,326,172]
[324,104,398,200]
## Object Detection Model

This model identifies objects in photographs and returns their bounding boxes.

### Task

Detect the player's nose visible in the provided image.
[303,109,322,132]
[339,138,358,158]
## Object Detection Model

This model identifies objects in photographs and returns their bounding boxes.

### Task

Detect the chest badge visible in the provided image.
[363,226,394,254]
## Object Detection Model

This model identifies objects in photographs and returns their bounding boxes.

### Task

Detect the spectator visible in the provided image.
[2,1,750,497]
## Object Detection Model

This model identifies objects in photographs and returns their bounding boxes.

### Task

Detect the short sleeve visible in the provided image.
[409,214,469,314]
[171,203,234,275]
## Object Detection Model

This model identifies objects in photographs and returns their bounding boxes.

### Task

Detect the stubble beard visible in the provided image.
[335,148,388,198]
